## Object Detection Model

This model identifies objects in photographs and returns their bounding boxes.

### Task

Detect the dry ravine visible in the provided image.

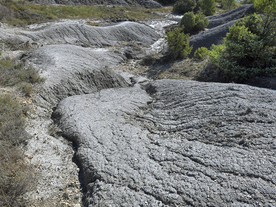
[0,5,275,206]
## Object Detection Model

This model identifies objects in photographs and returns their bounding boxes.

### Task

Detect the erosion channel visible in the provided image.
[0,4,275,207]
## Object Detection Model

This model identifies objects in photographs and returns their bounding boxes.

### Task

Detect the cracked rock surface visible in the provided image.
[54,80,276,206]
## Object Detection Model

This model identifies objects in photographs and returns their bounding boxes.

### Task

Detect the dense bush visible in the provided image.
[209,14,276,81]
[199,0,216,16]
[194,12,209,31]
[157,0,177,5]
[180,11,209,33]
[165,26,192,59]
[209,44,226,67]
[222,0,235,10]
[173,0,196,14]
[180,11,195,33]
[194,47,209,59]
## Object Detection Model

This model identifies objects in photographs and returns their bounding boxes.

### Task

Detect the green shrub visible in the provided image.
[210,14,276,81]
[173,0,196,14]
[194,12,209,31]
[180,12,208,33]
[209,44,225,67]
[199,0,216,16]
[180,11,195,33]
[222,0,235,10]
[165,26,193,59]
[194,47,209,59]
[157,0,177,5]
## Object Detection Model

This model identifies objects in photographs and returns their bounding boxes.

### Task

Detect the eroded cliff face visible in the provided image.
[0,5,275,206]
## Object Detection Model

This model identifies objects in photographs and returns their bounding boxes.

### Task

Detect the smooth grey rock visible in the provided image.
[54,80,276,206]
[22,22,160,47]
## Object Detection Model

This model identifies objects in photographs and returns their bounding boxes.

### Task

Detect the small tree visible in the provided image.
[180,11,195,33]
[165,26,193,59]
[157,0,177,5]
[199,0,216,16]
[194,12,209,31]
[210,14,276,81]
[173,0,196,14]
[180,12,209,33]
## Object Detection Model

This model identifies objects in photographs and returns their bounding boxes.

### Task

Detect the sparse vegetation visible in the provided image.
[165,26,193,59]
[0,0,172,26]
[0,57,43,205]
[0,59,44,87]
[0,93,35,207]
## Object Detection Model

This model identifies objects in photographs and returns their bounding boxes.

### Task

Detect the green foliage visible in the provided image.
[180,11,195,33]
[157,0,177,5]
[165,26,193,59]
[253,0,276,13]
[180,12,209,33]
[194,47,209,59]
[199,0,216,16]
[209,44,226,67]
[173,0,196,14]
[194,12,209,31]
[210,15,276,81]
[222,0,235,10]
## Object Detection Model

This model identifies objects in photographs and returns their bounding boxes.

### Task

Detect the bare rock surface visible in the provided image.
[53,80,276,206]
[1,22,160,51]
[207,4,254,29]
[21,21,160,47]
[27,44,129,106]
